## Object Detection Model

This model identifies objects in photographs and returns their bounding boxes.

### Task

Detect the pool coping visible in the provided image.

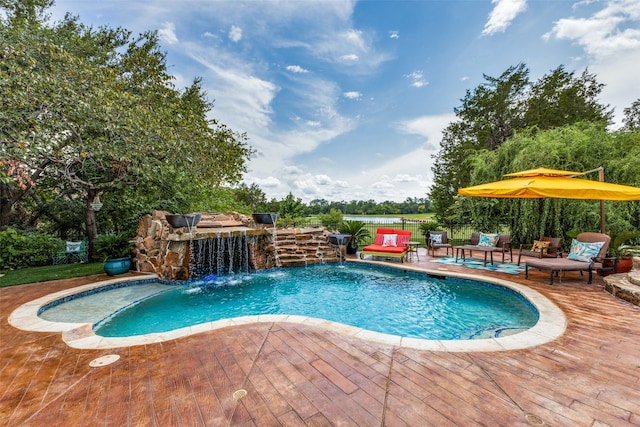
[8,261,567,352]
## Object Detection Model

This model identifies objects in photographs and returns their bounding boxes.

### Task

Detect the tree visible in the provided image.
[455,63,530,151]
[524,66,612,130]
[233,183,267,213]
[622,99,640,131]
[430,64,530,221]
[1,4,253,256]
[430,63,612,220]
[278,193,306,225]
[461,123,640,245]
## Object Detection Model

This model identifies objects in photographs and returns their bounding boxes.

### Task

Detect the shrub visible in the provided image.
[0,228,64,270]
[318,209,343,231]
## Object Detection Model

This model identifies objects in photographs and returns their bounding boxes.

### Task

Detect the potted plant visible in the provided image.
[338,220,371,254]
[617,245,640,273]
[94,232,134,276]
[605,231,640,274]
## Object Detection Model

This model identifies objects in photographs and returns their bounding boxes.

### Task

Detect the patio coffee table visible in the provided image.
[454,245,497,266]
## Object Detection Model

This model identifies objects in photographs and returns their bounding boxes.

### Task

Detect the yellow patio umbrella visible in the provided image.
[458,167,640,233]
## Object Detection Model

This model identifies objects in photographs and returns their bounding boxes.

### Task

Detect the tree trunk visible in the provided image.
[85,190,99,260]
[0,182,18,226]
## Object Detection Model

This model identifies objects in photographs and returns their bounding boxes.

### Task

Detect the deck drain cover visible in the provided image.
[89,354,120,367]
[233,389,247,400]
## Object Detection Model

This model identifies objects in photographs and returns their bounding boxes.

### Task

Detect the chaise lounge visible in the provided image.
[525,232,611,285]
[360,228,412,263]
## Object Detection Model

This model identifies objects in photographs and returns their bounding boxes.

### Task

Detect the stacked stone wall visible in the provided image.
[133,211,344,280]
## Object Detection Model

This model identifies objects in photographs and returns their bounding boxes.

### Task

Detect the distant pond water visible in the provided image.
[343,216,404,224]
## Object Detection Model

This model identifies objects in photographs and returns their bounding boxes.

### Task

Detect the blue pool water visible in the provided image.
[90,264,538,340]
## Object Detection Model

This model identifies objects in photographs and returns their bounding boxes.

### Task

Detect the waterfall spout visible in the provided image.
[190,235,250,278]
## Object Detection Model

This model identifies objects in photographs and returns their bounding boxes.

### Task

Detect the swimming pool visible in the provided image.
[87,264,536,339]
[10,262,566,351]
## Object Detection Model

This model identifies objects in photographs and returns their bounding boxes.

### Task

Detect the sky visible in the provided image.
[48,0,640,203]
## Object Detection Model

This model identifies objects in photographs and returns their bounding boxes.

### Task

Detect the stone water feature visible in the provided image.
[603,257,640,307]
[133,211,344,281]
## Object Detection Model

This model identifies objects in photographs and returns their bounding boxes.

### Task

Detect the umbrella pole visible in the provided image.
[597,167,605,234]
[582,167,606,233]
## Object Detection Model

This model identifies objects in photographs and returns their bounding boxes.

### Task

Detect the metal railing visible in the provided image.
[302,217,508,248]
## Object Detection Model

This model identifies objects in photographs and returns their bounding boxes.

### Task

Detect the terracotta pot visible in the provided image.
[616,257,633,274]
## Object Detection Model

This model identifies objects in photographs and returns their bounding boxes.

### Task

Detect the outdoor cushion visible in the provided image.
[66,241,82,252]
[382,234,398,247]
[373,228,396,245]
[567,239,604,262]
[478,233,499,247]
[429,233,443,244]
[532,240,551,255]
[360,244,408,254]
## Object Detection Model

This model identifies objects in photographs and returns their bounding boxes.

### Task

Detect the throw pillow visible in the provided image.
[478,232,500,247]
[66,241,82,252]
[532,240,551,255]
[382,234,398,247]
[567,239,604,262]
[429,233,443,244]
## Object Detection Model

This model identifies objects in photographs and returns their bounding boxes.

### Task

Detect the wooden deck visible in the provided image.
[1,251,639,426]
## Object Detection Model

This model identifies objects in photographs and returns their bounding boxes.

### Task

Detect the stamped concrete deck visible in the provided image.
[1,250,639,426]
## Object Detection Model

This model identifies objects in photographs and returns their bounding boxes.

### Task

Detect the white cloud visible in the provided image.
[228,25,242,42]
[158,21,178,44]
[481,0,528,36]
[258,176,281,188]
[344,91,362,99]
[544,0,640,58]
[286,65,309,73]
[389,31,399,39]
[405,71,428,88]
[302,25,391,75]
[395,113,456,151]
[339,54,360,62]
[591,51,640,128]
[544,0,640,127]
[282,166,304,176]
[344,29,366,49]
[176,45,274,138]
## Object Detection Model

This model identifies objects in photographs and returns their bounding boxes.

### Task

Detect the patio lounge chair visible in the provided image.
[427,230,453,257]
[360,228,412,263]
[517,236,562,265]
[462,232,513,263]
[525,232,611,285]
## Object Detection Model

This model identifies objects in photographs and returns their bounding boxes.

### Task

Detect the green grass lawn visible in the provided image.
[0,262,104,288]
